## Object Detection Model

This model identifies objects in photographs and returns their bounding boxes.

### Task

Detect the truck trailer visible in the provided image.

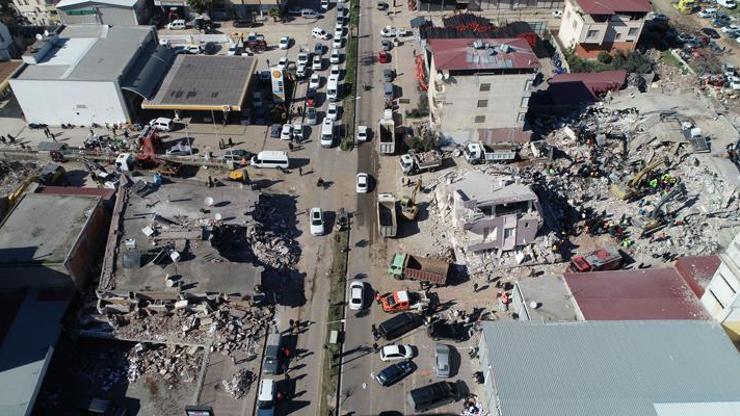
[377,193,398,238]
[388,253,449,286]
[378,109,396,155]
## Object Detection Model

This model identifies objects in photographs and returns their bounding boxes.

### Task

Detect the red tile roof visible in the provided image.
[427,38,540,72]
[575,0,652,14]
[549,70,627,95]
[564,268,710,320]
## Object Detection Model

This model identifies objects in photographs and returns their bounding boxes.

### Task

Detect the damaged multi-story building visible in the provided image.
[437,171,543,253]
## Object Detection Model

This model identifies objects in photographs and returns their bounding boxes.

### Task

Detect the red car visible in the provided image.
[378,51,391,64]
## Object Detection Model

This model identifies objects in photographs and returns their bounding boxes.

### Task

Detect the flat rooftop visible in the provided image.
[111,181,263,295]
[0,193,99,265]
[563,268,710,320]
[142,55,256,112]
[14,25,152,82]
[513,276,579,322]
[453,171,537,206]
[482,320,740,416]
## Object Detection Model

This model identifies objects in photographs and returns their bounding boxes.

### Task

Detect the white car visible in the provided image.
[335,21,344,31]
[277,56,288,70]
[333,37,343,49]
[327,103,339,121]
[293,123,304,140]
[356,173,369,194]
[312,55,323,70]
[348,280,365,310]
[296,64,308,78]
[337,6,348,18]
[380,26,400,37]
[330,49,341,64]
[297,52,310,66]
[321,0,329,11]
[280,124,292,140]
[312,27,330,40]
[357,125,368,142]
[334,28,343,39]
[309,73,321,89]
[279,36,290,49]
[699,8,717,18]
[330,64,341,78]
[379,344,415,362]
[552,10,563,18]
[309,207,324,236]
[721,24,739,33]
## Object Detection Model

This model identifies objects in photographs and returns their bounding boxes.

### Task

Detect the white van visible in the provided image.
[257,379,276,413]
[320,119,334,147]
[301,9,319,18]
[250,150,290,169]
[167,19,186,30]
[149,117,173,131]
[717,0,736,8]
[327,76,339,101]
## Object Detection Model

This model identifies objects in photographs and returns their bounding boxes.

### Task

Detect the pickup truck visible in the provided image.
[388,253,450,286]
[426,319,468,342]
[377,193,398,238]
[377,290,430,313]
[399,150,443,175]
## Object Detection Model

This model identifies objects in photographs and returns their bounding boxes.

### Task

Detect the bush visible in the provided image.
[565,49,653,74]
[597,51,612,64]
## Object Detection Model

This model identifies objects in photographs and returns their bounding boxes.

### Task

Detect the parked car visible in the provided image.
[310,207,324,236]
[379,344,415,361]
[219,149,251,163]
[287,6,303,15]
[699,8,717,18]
[269,123,282,138]
[378,50,391,64]
[321,0,329,11]
[314,42,325,55]
[165,141,192,156]
[701,27,720,39]
[292,124,304,141]
[233,19,258,28]
[327,103,339,121]
[277,56,289,70]
[552,10,563,18]
[279,36,290,49]
[306,106,318,125]
[381,39,393,51]
[149,117,174,131]
[434,344,451,378]
[357,125,369,142]
[383,68,395,82]
[312,27,330,40]
[427,320,468,342]
[375,361,415,387]
[356,172,369,193]
[280,124,292,140]
[333,37,343,49]
[312,55,323,70]
[330,49,341,64]
[309,73,321,89]
[349,280,365,310]
[330,64,341,78]
[167,19,186,30]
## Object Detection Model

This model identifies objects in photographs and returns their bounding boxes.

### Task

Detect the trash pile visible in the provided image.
[126,342,202,384]
[222,368,254,399]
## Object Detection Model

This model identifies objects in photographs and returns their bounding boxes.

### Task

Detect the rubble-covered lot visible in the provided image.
[33,338,200,416]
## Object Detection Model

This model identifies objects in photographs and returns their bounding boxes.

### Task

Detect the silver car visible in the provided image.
[434,343,451,378]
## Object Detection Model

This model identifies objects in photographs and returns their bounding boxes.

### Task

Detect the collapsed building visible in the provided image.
[437,171,543,254]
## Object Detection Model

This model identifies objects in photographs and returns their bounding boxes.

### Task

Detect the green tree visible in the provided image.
[0,0,17,23]
[186,0,210,14]
[268,7,281,22]
[597,51,612,64]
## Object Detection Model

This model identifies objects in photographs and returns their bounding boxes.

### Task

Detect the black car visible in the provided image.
[701,27,720,39]
[375,361,415,387]
[427,320,468,342]
[269,123,282,138]
[233,19,258,28]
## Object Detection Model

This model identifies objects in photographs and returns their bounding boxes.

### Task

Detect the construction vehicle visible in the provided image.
[610,156,667,200]
[399,178,421,221]
[674,0,695,15]
[378,109,396,155]
[157,160,183,177]
[376,290,430,313]
[388,253,450,286]
[226,168,249,183]
[632,182,688,237]
[566,247,622,273]
[377,193,398,238]
[463,142,517,164]
[244,32,267,52]
[135,127,161,167]
[399,151,443,175]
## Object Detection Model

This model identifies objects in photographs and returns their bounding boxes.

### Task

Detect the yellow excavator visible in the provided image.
[610,156,668,200]
[674,0,695,15]
[400,178,421,221]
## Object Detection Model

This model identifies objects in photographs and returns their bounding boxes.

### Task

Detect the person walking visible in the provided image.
[473,283,479,293]
[298,166,303,176]
[288,142,294,152]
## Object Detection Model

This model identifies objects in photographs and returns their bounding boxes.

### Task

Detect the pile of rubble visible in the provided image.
[222,368,254,399]
[249,195,301,269]
[126,342,202,384]
[0,160,37,195]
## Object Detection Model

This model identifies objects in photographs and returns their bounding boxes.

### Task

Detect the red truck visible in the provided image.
[567,247,622,273]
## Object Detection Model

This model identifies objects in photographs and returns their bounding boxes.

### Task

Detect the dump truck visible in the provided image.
[388,253,450,286]
[377,193,398,238]
[378,109,396,155]
[464,142,517,164]
[376,290,430,313]
[566,247,622,273]
[399,151,443,175]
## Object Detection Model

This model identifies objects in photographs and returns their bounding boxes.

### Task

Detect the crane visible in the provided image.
[400,178,421,221]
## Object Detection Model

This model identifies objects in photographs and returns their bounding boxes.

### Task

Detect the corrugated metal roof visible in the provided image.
[482,321,740,416]
[575,0,651,14]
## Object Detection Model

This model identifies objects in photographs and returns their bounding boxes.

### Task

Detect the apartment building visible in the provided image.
[12,0,59,25]
[425,37,539,143]
[557,0,651,58]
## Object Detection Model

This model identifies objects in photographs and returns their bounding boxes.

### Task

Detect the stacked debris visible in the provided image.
[0,160,37,195]
[222,368,254,399]
[126,342,202,384]
[246,222,299,269]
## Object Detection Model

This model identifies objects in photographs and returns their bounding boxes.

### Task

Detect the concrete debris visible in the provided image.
[125,343,201,384]
[222,368,254,399]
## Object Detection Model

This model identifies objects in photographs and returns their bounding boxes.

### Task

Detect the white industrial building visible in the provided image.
[57,0,154,26]
[424,37,539,143]
[10,25,174,125]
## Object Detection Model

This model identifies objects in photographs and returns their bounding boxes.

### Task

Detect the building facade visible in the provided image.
[12,0,59,25]
[10,25,173,125]
[415,0,563,12]
[557,0,650,59]
[425,38,539,143]
[0,23,12,61]
[701,233,740,340]
[57,0,154,26]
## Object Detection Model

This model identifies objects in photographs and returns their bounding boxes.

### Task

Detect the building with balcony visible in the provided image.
[557,0,651,59]
[701,233,740,341]
[424,37,539,143]
[12,0,60,25]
